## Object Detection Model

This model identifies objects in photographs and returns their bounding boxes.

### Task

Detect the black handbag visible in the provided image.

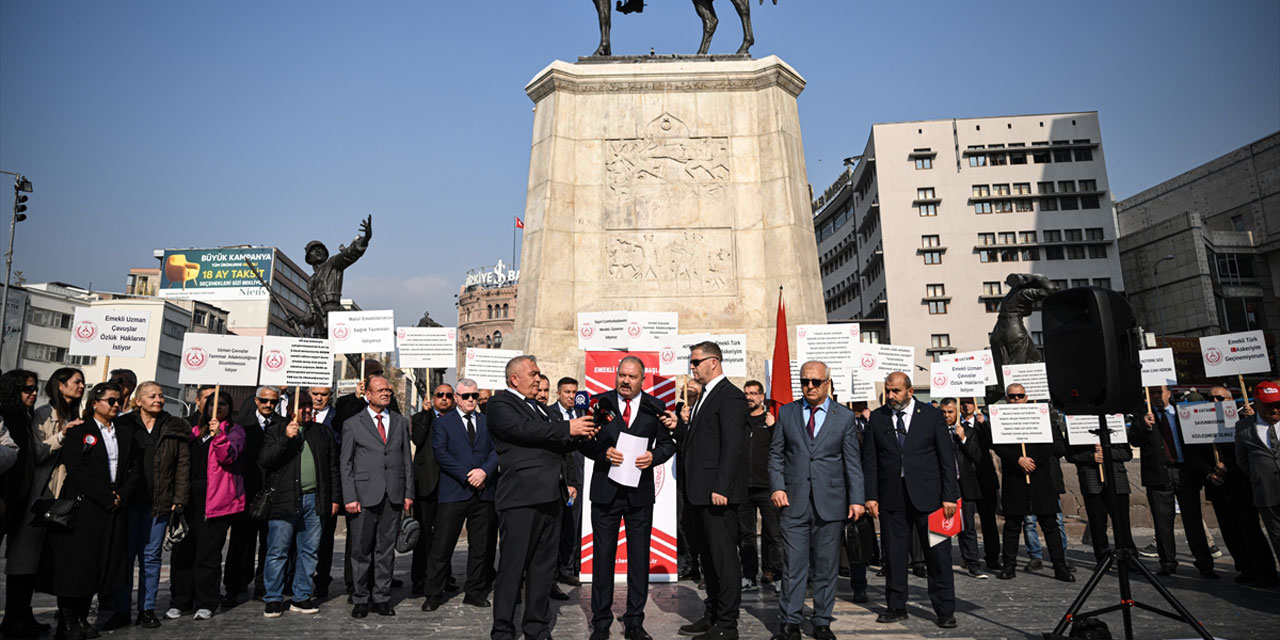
[30,496,82,533]
[248,487,276,520]
[163,508,188,551]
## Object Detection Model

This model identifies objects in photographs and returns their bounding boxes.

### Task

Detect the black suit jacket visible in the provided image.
[863,399,959,512]
[951,424,984,501]
[673,378,748,506]
[334,393,400,443]
[242,412,284,498]
[1128,405,1213,488]
[487,389,580,511]
[410,410,441,496]
[580,391,677,506]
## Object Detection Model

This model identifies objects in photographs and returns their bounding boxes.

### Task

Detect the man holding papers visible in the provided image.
[581,356,677,640]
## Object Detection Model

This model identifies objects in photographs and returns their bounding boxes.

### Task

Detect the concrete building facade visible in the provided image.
[812,112,1126,371]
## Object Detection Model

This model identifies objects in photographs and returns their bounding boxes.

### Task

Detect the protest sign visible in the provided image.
[68,307,151,358]
[179,334,262,386]
[396,327,457,369]
[259,337,334,387]
[930,360,986,398]
[577,311,628,351]
[1176,401,1239,445]
[796,324,860,366]
[1063,414,1128,446]
[657,333,711,376]
[988,403,1054,444]
[464,348,524,389]
[1002,363,1050,400]
[940,349,997,386]
[1139,348,1178,387]
[625,312,679,350]
[854,343,916,378]
[707,334,747,377]
[328,310,396,354]
[1199,330,1271,377]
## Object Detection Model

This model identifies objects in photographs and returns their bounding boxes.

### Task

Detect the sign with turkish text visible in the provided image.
[854,343,916,378]
[258,337,334,387]
[1139,348,1179,387]
[988,403,1054,445]
[1176,401,1239,444]
[706,334,747,377]
[939,349,997,386]
[930,360,986,398]
[796,324,861,368]
[624,312,679,350]
[463,348,524,390]
[396,327,457,369]
[1002,363,1050,401]
[1064,414,1128,446]
[68,307,151,358]
[178,334,262,386]
[657,333,711,376]
[577,311,628,351]
[328,310,396,354]
[1199,331,1271,377]
[158,247,273,300]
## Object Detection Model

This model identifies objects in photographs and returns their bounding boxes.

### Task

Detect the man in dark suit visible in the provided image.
[1235,381,1280,576]
[580,357,677,640]
[339,375,414,618]
[1131,385,1216,577]
[423,378,497,611]
[307,386,342,597]
[333,359,401,440]
[958,397,1002,570]
[224,385,283,605]
[939,399,989,579]
[409,384,452,596]
[1205,385,1278,586]
[768,361,864,640]
[554,377,587,587]
[1064,408,1135,566]
[674,341,748,640]
[862,372,958,629]
[488,356,597,640]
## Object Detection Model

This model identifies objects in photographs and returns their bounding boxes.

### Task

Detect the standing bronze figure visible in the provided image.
[591,0,777,57]
[989,273,1059,394]
[289,216,372,370]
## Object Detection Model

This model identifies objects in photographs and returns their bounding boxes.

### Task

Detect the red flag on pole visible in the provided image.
[769,287,792,415]
[515,216,524,228]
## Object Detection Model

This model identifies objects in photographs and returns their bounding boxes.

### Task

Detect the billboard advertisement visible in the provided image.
[158,247,274,300]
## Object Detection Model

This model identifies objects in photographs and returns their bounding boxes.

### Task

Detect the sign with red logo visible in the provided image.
[327,310,395,354]
[1199,330,1271,377]
[184,347,208,370]
[73,320,97,343]
[939,349,997,386]
[178,334,262,386]
[930,360,985,397]
[67,307,151,359]
[258,337,333,387]
[1064,414,1128,445]
[988,404,1054,445]
[396,327,458,369]
[1176,401,1239,444]
[463,348,523,389]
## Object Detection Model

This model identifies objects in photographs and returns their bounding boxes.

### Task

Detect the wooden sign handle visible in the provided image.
[1021,442,1030,484]
[101,355,111,385]
[210,384,221,436]
[1239,374,1252,411]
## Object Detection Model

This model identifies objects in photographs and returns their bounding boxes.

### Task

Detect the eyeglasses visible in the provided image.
[1210,395,1228,401]
[256,397,279,405]
[20,385,38,393]
[434,392,451,398]
[98,397,122,406]
[456,393,480,400]
[689,356,718,368]
[800,378,828,388]
[1006,393,1026,400]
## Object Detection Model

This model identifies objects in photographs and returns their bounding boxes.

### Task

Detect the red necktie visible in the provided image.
[806,407,816,439]
[623,400,631,429]
[376,414,386,444]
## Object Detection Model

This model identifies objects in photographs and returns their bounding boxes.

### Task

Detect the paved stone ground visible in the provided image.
[2,525,1273,639]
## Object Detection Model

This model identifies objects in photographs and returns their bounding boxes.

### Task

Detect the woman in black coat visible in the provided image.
[0,369,45,638]
[47,382,139,640]
[991,399,1071,581]
[1066,435,1135,564]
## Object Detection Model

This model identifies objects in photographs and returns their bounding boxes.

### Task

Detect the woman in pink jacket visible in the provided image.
[165,392,245,621]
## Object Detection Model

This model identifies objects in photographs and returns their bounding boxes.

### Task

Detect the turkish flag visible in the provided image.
[515,216,524,228]
[769,288,792,415]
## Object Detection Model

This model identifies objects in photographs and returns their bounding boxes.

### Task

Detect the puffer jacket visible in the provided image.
[193,421,246,519]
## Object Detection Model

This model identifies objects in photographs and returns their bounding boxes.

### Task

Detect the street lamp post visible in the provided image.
[1152,254,1176,345]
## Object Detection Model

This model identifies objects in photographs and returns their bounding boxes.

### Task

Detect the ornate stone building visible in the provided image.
[456,260,519,371]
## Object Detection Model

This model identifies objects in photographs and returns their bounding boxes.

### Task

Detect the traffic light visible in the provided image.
[12,177,30,222]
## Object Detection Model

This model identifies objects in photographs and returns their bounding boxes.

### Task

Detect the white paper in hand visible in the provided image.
[608,432,649,489]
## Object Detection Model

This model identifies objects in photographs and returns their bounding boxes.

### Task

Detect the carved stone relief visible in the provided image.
[604,113,731,227]
[604,228,736,296]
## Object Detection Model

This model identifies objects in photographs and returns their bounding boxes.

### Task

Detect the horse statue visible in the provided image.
[590,0,778,57]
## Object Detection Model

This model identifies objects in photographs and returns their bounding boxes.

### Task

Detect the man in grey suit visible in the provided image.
[1237,381,1280,564]
[768,361,865,640]
[340,374,414,618]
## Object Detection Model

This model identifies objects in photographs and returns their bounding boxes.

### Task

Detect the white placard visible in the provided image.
[1064,414,1128,445]
[625,312,679,350]
[988,403,1055,444]
[463,348,524,390]
[930,361,986,398]
[1176,401,1240,444]
[259,337,334,387]
[657,333,711,376]
[707,334,747,377]
[328,310,396,354]
[1139,348,1178,387]
[396,327,457,369]
[764,359,801,400]
[178,334,262,386]
[68,307,151,358]
[847,367,878,403]
[607,432,649,488]
[1199,330,1271,377]
[796,324,860,366]
[577,311,628,351]
[854,343,916,378]
[1002,363,1050,401]
[940,349,997,386]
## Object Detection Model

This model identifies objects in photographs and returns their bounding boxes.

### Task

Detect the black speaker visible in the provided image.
[1041,287,1143,414]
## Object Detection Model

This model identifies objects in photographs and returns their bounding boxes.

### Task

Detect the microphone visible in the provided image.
[638,394,668,419]
[593,394,619,424]
[573,391,591,418]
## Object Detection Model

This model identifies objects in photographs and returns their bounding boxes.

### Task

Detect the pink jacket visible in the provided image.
[191,421,246,519]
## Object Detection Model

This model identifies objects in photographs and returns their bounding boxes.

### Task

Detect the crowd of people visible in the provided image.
[0,344,1277,640]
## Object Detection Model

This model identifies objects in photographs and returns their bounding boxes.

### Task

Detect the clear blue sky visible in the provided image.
[2,1,1277,325]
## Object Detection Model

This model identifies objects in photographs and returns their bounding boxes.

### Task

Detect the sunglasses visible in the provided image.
[256,397,279,404]
[689,356,718,368]
[1210,395,1228,401]
[20,385,38,393]
[1006,393,1026,400]
[456,393,480,400]
[800,378,828,388]
[434,392,452,398]
[98,397,122,406]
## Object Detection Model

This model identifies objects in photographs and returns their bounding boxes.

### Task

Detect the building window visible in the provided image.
[1013,183,1032,195]
[502,303,509,318]
[1010,145,1027,165]
[974,202,992,214]
[1218,297,1266,331]
[917,187,936,200]
[985,299,1000,313]
[1050,279,1068,291]
[926,284,946,297]
[1093,278,1112,289]
[1211,252,1258,284]
[1071,279,1090,289]
[193,310,207,326]
[1044,230,1062,243]
[1032,142,1051,164]
[1053,144,1073,163]
[1000,247,1021,262]
[994,184,1011,196]
[922,251,943,265]
[931,334,951,348]
[1037,181,1055,195]
[1040,197,1058,211]
[984,282,1002,297]
[918,203,937,216]
[158,351,181,371]
[1231,215,1246,231]
[1058,180,1076,193]
[972,185,991,198]
[998,232,1016,245]
[1079,179,1097,192]
[1080,194,1100,209]
[1085,228,1104,241]
[1067,246,1087,259]
[1046,247,1064,260]
[1059,196,1079,210]
[1073,140,1093,161]
[969,150,987,167]
[1065,229,1083,242]
[915,157,932,169]
[493,331,503,348]
[1019,231,1037,244]
[979,249,998,263]
[23,342,67,363]
[1021,247,1040,261]
[994,201,1013,213]
[979,233,996,245]
[1088,245,1108,259]
[1015,198,1034,212]
[928,301,948,314]
[67,355,97,366]
[162,320,186,340]
[922,235,941,248]
[27,308,72,329]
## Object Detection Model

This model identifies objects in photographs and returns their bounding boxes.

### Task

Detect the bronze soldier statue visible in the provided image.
[989,273,1059,396]
[290,215,372,369]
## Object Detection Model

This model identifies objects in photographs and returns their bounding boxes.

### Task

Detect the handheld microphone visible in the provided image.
[593,394,619,424]
[574,391,591,418]
[638,394,668,419]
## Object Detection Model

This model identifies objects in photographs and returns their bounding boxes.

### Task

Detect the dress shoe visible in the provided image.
[812,624,836,640]
[997,568,1016,580]
[549,585,569,600]
[559,573,581,586]
[136,610,161,628]
[875,608,908,623]
[421,597,443,612]
[100,612,131,631]
[78,617,101,639]
[1053,567,1076,582]
[678,618,713,636]
[1024,558,1044,571]
[1198,568,1219,580]
[350,603,369,618]
[770,623,801,640]
[624,626,653,640]
[373,602,396,616]
[936,614,958,628]
[852,588,868,603]
[1157,564,1176,576]
[391,578,404,588]
[590,628,611,640]
[463,595,491,608]
[692,629,737,640]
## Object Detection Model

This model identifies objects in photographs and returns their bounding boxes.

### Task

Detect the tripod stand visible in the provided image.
[1045,414,1212,640]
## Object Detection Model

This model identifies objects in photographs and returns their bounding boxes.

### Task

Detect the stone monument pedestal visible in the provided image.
[512,56,826,380]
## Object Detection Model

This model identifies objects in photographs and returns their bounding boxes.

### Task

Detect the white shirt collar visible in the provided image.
[366,406,388,422]
[456,406,476,420]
